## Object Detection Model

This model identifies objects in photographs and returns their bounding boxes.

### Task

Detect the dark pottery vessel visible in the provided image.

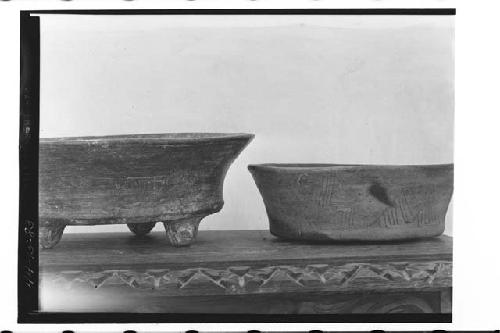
[248,163,453,242]
[39,133,254,249]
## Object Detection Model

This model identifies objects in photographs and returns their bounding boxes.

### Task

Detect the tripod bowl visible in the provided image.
[39,133,254,248]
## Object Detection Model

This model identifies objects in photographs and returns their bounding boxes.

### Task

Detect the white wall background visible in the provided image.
[39,15,454,234]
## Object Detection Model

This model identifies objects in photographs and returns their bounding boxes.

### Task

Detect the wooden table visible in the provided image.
[39,230,452,315]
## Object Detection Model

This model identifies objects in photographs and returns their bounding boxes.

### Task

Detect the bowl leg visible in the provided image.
[163,216,202,247]
[127,222,156,236]
[39,221,66,249]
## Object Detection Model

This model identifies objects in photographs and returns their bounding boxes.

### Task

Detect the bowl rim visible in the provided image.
[40,133,255,144]
[248,163,454,172]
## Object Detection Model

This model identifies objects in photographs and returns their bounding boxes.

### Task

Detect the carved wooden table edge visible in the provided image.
[40,231,452,298]
[40,260,452,296]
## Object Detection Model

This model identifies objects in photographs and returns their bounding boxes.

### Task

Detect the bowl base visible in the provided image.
[39,215,206,249]
[39,221,66,249]
[269,219,446,243]
[163,216,203,247]
[127,222,156,236]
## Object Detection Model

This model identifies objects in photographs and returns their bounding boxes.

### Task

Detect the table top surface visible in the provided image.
[40,230,452,271]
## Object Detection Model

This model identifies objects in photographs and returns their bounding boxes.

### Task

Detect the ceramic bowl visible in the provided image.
[39,133,254,248]
[248,163,453,242]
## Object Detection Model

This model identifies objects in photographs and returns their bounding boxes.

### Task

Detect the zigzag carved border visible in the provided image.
[41,261,452,295]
